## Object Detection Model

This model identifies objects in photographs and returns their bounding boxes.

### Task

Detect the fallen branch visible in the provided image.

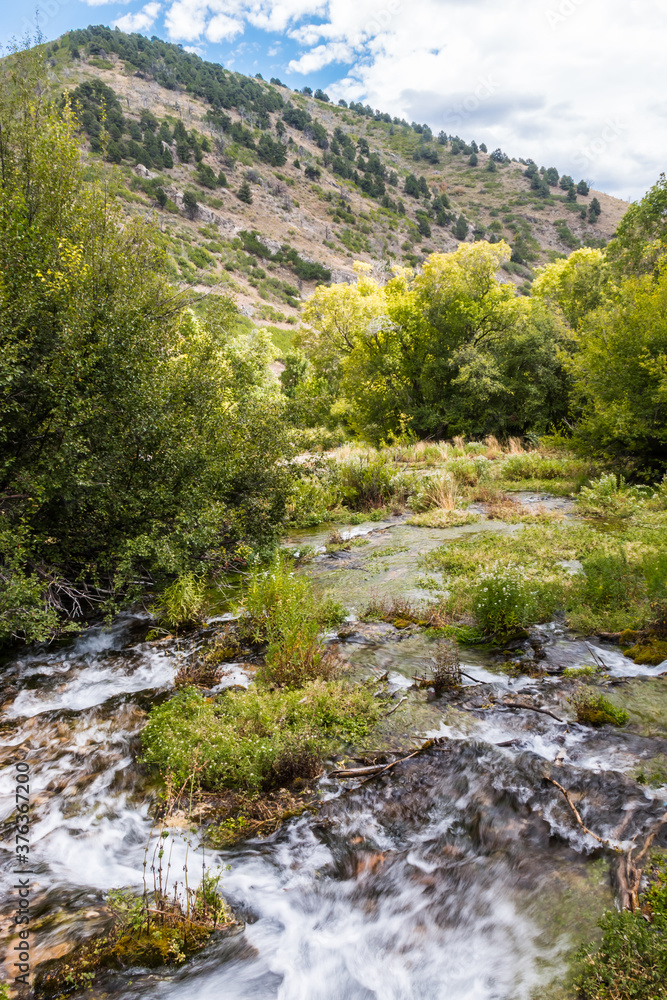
[584,641,609,672]
[502,701,565,723]
[384,696,408,717]
[618,809,667,911]
[543,776,607,845]
[329,737,447,781]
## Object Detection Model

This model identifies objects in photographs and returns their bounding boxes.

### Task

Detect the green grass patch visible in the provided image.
[141,681,382,794]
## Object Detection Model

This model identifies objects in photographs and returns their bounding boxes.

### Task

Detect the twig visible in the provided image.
[329,737,448,781]
[584,641,608,672]
[384,696,407,717]
[543,776,606,845]
[502,701,565,723]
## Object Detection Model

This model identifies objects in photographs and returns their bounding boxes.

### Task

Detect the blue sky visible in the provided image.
[3,0,665,202]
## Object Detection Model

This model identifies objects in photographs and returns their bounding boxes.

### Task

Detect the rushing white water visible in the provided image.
[2,525,667,998]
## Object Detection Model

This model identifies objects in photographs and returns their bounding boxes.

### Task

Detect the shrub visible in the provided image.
[570,689,629,727]
[576,474,651,517]
[235,557,346,687]
[331,454,412,510]
[424,639,462,693]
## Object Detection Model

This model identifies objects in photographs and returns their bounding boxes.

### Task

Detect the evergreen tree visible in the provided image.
[183,190,198,218]
[577,179,590,196]
[468,152,478,167]
[588,197,601,222]
[454,215,469,240]
[404,173,420,198]
[238,180,253,204]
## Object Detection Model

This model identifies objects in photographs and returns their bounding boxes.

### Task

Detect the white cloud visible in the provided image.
[83,0,131,6]
[159,0,666,199]
[114,2,162,32]
[206,13,244,42]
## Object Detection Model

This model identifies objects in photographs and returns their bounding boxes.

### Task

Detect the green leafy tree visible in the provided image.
[300,245,570,442]
[577,179,590,195]
[0,46,293,643]
[569,269,667,477]
[468,152,478,167]
[606,173,667,276]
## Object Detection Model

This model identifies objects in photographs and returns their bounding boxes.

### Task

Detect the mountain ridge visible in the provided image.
[35,24,629,331]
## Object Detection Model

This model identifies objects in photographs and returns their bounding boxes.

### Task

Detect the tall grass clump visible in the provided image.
[235,557,346,687]
[500,453,574,481]
[411,474,458,512]
[153,573,208,632]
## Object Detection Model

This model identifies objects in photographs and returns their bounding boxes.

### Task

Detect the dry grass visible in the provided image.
[174,657,222,690]
[420,474,458,510]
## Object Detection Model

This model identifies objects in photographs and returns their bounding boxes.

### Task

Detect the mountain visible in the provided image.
[41,25,629,335]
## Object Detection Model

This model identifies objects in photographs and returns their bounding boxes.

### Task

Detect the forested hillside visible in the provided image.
[42,24,627,334]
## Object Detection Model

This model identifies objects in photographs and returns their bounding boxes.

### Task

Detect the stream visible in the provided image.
[2,505,667,998]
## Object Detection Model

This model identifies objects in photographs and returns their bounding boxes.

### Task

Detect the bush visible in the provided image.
[331,454,413,510]
[141,681,382,793]
[576,474,651,517]
[235,557,346,687]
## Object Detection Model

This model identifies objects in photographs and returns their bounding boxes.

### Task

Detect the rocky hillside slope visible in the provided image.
[42,25,629,335]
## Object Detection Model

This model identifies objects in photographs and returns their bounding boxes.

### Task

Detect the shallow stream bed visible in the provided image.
[2,507,666,998]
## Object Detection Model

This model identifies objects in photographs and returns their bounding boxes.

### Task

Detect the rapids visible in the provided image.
[2,509,666,998]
